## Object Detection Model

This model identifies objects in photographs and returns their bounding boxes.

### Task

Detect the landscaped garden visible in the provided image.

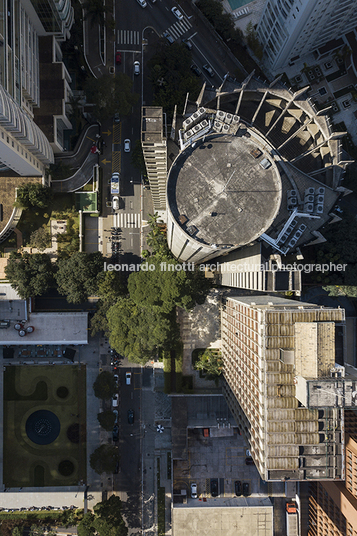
[3,364,86,487]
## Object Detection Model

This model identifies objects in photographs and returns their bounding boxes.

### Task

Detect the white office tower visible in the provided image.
[257,0,357,72]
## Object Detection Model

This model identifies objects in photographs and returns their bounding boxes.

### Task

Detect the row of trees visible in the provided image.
[5,251,104,302]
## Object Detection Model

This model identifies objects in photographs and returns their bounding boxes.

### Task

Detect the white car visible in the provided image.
[112,196,119,211]
[126,372,132,385]
[137,0,147,6]
[134,61,140,75]
[191,482,197,499]
[171,6,183,20]
[124,139,131,152]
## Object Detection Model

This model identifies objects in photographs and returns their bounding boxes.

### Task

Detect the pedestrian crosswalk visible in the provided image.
[113,213,141,228]
[117,30,140,45]
[162,17,192,41]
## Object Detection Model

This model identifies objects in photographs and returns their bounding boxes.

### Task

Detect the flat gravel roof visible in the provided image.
[167,133,282,247]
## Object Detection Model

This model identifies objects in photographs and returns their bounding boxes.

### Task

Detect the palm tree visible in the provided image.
[83,0,111,28]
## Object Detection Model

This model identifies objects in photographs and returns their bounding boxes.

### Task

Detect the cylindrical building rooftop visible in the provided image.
[167,129,282,263]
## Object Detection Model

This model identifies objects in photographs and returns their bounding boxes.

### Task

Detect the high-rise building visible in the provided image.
[165,79,347,264]
[141,106,167,211]
[0,0,74,175]
[221,295,350,482]
[308,436,357,536]
[257,0,357,72]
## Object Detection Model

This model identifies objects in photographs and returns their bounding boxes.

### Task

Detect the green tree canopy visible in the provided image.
[194,349,223,384]
[12,528,23,536]
[90,271,128,336]
[29,527,44,536]
[77,512,96,536]
[85,74,139,121]
[29,225,51,251]
[55,251,104,303]
[5,251,55,299]
[97,410,116,431]
[15,183,53,209]
[323,285,357,297]
[148,42,201,118]
[93,371,117,400]
[78,497,127,536]
[107,297,178,364]
[89,444,120,475]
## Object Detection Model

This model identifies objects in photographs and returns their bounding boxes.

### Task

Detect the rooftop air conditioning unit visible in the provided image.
[260,158,271,169]
[299,224,307,232]
[198,107,206,115]
[294,230,302,239]
[305,195,314,203]
[225,113,233,124]
[232,115,240,124]
[305,203,314,212]
[317,187,325,195]
[217,110,226,121]
[192,112,199,121]
[289,197,297,205]
[214,120,223,132]
[185,129,194,139]
[222,124,230,133]
[183,117,193,130]
[317,195,324,203]
[193,124,201,133]
[316,203,324,214]
[200,119,209,128]
[288,190,297,198]
[281,246,289,254]
[281,233,289,242]
[288,237,297,248]
[287,204,295,211]
[307,187,315,195]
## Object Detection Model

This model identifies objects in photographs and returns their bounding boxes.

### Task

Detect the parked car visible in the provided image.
[134,61,140,75]
[235,480,242,496]
[113,409,118,423]
[210,478,218,497]
[136,0,147,7]
[112,394,118,407]
[114,374,119,387]
[171,6,183,19]
[243,482,250,496]
[182,38,192,50]
[163,31,174,44]
[203,63,214,77]
[112,425,119,442]
[126,372,132,385]
[112,196,119,211]
[124,139,131,152]
[190,64,202,77]
[190,482,197,499]
[114,113,120,123]
[115,51,121,64]
[286,502,297,513]
[127,409,134,424]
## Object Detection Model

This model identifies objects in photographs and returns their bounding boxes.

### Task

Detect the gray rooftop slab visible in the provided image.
[167,132,282,247]
[0,312,88,345]
[172,502,273,536]
[0,297,27,322]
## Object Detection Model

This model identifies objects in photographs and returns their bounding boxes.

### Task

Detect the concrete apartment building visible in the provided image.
[221,295,349,482]
[141,106,167,211]
[257,0,357,72]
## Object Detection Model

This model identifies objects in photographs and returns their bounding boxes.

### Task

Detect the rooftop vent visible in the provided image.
[260,158,271,169]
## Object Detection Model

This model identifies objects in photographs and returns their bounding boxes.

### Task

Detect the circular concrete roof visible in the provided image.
[167,132,282,247]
